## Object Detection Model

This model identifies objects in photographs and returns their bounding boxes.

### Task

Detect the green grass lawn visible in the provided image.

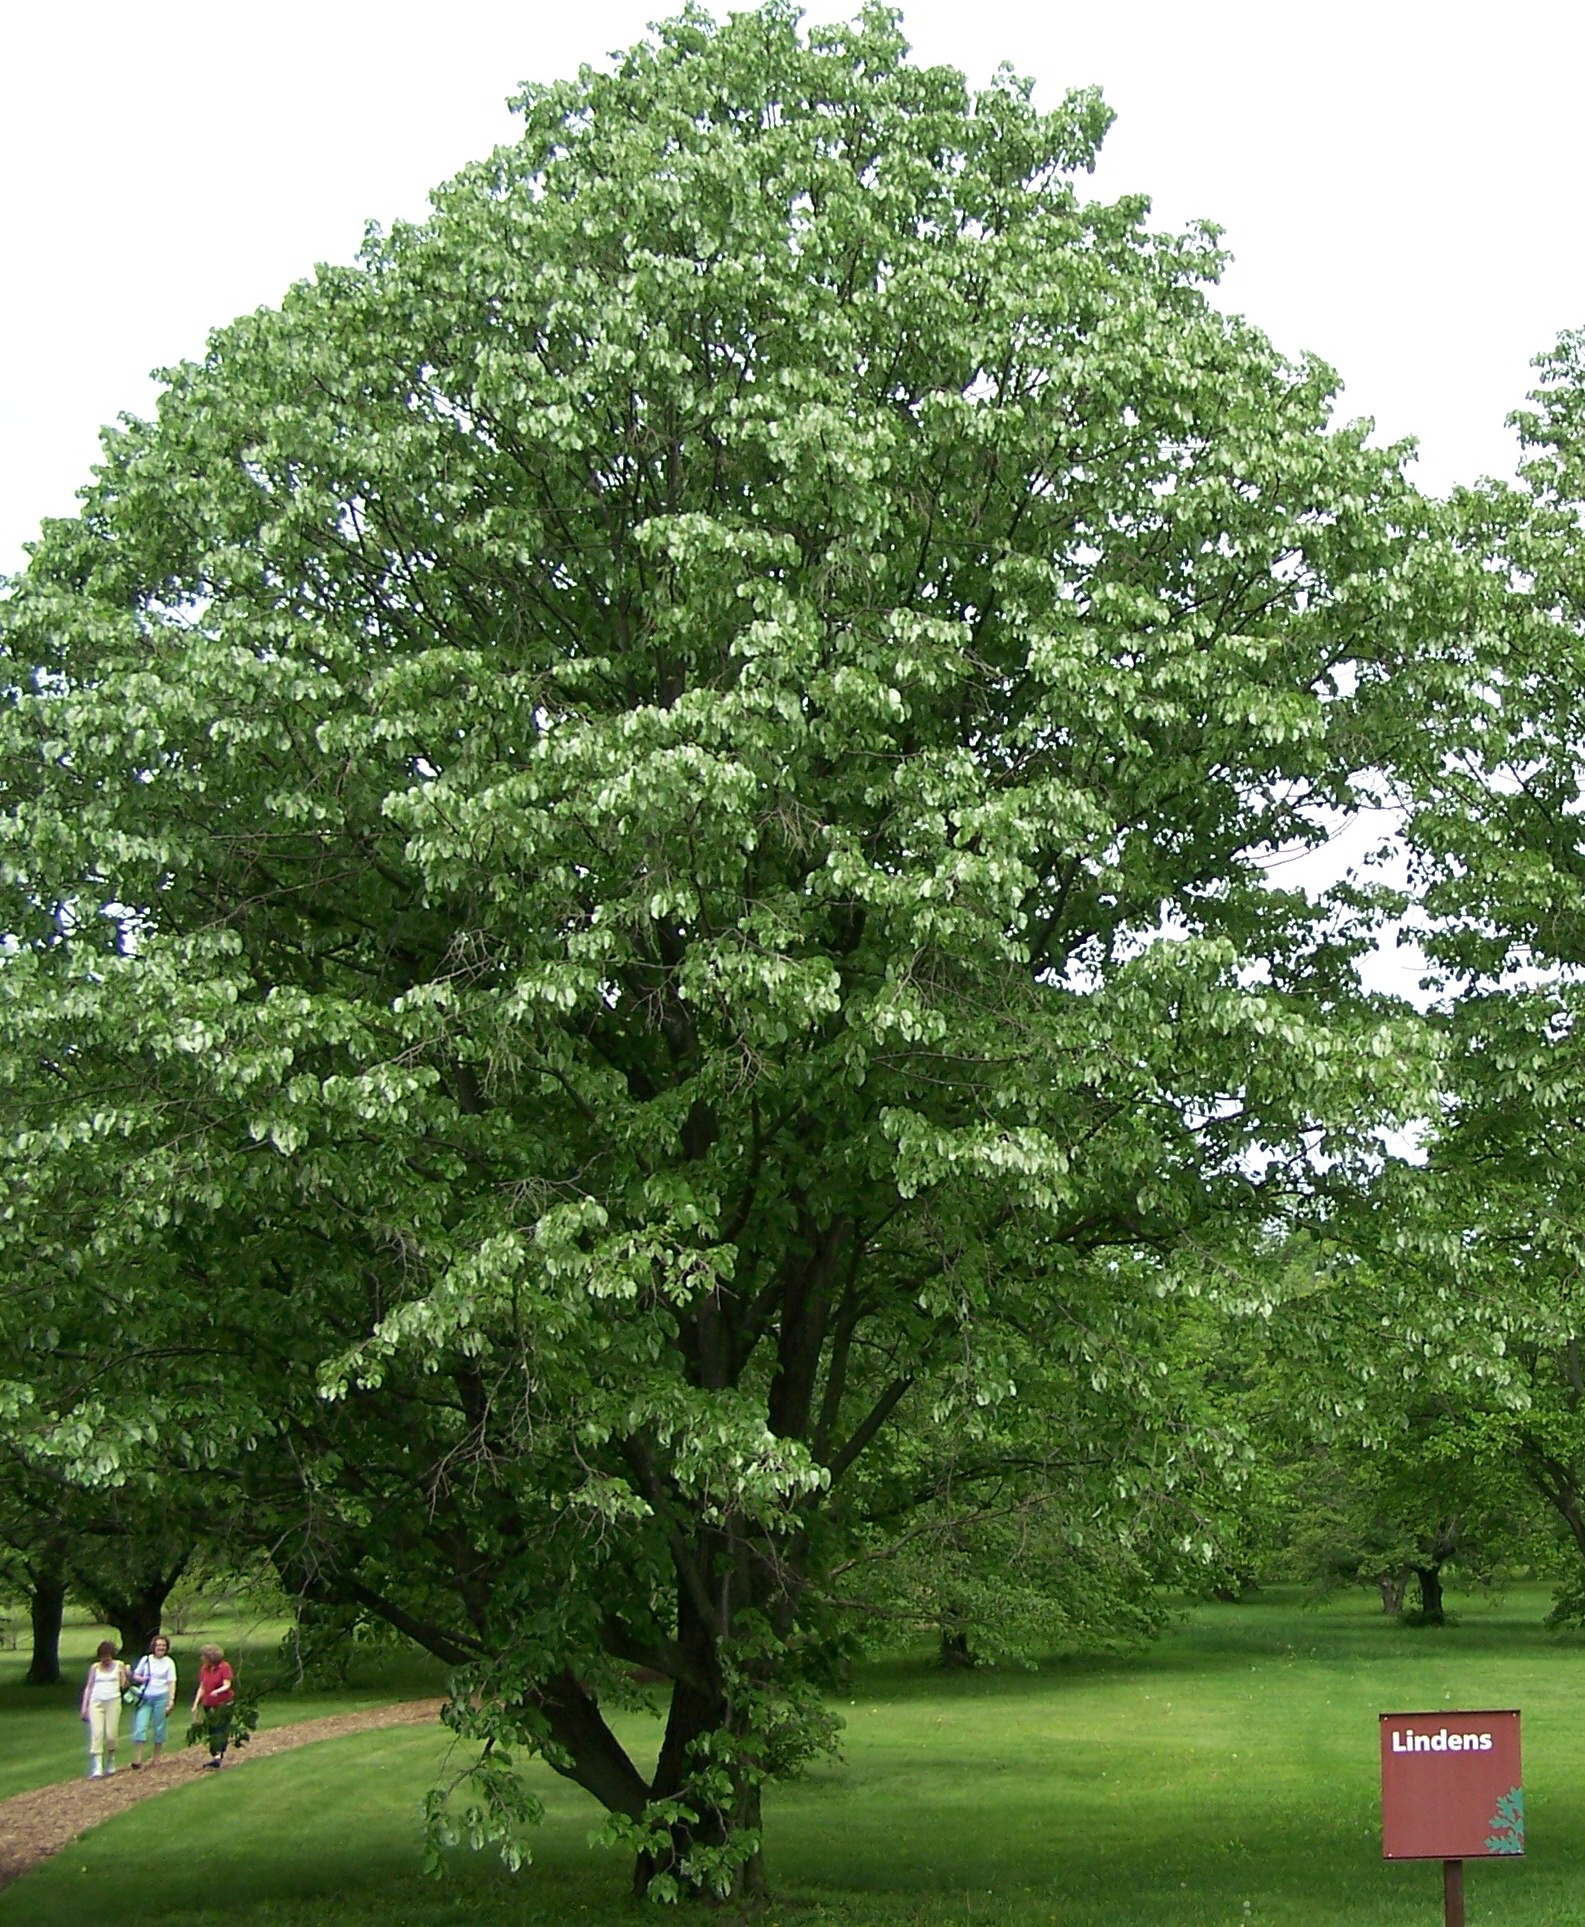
[5,1586,1583,1925]
[0,1612,446,1801]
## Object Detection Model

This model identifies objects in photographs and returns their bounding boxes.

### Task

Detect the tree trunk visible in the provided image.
[631,1594,768,1909]
[71,1550,189,1662]
[1379,1568,1409,1615]
[24,1569,66,1686]
[938,1623,975,1668]
[632,1763,767,1909]
[1413,1564,1446,1624]
[114,1585,174,1661]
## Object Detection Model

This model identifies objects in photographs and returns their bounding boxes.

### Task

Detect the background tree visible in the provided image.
[0,3,1454,1903]
[1278,1425,1541,1621]
[1408,1012,1585,1625]
[1376,329,1585,1624]
[1190,1225,1550,1619]
[829,1294,1249,1670]
[0,1481,69,1685]
[64,1507,196,1661]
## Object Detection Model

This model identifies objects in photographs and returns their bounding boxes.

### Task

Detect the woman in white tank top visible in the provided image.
[79,1639,131,1778]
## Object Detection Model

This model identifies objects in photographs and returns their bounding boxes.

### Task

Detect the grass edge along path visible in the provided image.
[0,1697,443,1891]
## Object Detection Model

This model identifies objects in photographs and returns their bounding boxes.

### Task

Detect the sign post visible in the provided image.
[1380,1710,1523,1926]
[1443,1857,1464,1927]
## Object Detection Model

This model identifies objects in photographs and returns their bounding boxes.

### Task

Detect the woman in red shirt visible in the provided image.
[191,1643,235,1768]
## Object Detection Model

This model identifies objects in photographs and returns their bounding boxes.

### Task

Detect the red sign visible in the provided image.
[1380,1710,1524,1860]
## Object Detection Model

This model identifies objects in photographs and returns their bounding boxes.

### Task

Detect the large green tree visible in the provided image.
[1,3,1448,1901]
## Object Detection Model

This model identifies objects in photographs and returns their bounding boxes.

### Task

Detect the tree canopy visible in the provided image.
[0,2,1462,1903]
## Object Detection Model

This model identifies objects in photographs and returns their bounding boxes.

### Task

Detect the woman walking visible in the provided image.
[191,1643,235,1769]
[79,1640,130,1779]
[129,1632,178,1768]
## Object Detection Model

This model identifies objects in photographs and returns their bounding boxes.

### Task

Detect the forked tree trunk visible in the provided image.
[71,1548,190,1663]
[1413,1563,1446,1624]
[117,1594,169,1661]
[1379,1568,1409,1616]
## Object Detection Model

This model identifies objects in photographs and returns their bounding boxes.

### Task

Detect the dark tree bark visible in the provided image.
[938,1623,976,1668]
[625,1578,770,1908]
[112,1589,171,1662]
[24,1565,67,1686]
[634,1676,768,1907]
[1409,1516,1459,1624]
[1411,1564,1446,1623]
[70,1542,191,1662]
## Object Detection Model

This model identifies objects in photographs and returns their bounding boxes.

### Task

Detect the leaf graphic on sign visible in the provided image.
[1485,1787,1525,1856]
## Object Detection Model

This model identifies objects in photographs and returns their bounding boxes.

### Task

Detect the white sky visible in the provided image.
[5,0,1582,571]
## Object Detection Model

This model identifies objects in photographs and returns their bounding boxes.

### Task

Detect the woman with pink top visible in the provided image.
[191,1643,235,1768]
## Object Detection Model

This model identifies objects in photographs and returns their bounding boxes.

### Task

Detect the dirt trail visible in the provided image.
[0,1697,444,1892]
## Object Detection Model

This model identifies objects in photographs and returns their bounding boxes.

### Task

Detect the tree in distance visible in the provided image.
[0,1478,69,1685]
[1368,329,1585,1631]
[0,2,1455,1904]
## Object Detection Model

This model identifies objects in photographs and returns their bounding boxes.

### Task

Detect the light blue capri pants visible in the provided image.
[133,1693,169,1746]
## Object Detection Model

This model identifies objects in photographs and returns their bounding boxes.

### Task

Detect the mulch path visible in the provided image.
[0,1697,444,1892]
